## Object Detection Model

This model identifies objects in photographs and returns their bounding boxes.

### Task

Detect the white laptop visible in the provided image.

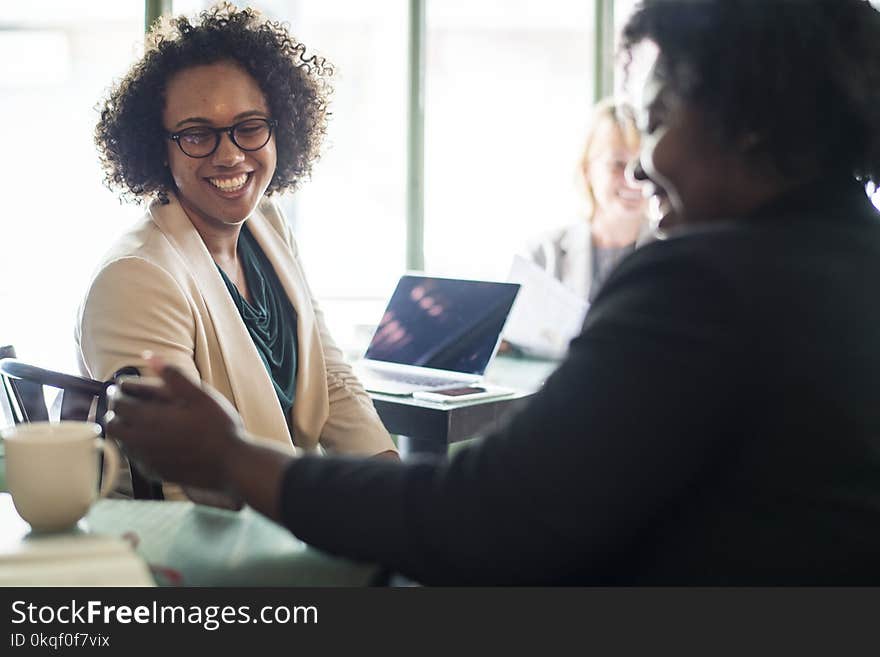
[356,275,520,396]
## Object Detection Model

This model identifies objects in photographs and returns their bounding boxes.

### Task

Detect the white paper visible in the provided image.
[503,255,588,359]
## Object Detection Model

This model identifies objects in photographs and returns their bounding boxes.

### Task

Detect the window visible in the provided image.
[170,1,600,350]
[614,0,639,37]
[422,0,597,283]
[0,1,619,369]
[0,1,144,371]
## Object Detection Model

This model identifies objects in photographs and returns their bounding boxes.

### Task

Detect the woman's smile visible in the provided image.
[205,171,254,198]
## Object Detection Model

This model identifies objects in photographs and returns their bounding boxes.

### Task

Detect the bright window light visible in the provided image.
[0,4,144,372]
[423,0,596,283]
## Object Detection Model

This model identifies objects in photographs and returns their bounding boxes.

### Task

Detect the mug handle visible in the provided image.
[96,439,121,498]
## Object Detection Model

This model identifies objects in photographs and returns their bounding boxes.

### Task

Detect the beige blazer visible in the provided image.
[76,194,395,483]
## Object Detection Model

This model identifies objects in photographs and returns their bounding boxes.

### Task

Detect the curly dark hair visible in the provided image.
[95,2,333,203]
[620,0,880,185]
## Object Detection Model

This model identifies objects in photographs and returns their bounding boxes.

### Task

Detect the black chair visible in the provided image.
[0,346,48,424]
[0,357,163,500]
[0,345,18,426]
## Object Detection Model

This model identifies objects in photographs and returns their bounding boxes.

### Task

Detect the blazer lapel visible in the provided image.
[147,195,294,448]
[245,202,329,448]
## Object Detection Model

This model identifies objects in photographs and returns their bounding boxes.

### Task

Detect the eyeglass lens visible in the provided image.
[176,119,273,157]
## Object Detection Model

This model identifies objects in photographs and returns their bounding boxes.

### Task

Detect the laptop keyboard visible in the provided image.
[367,370,463,388]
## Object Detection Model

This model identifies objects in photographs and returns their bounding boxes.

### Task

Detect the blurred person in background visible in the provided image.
[523,98,648,303]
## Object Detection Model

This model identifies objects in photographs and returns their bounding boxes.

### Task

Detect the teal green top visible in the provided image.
[218,226,298,417]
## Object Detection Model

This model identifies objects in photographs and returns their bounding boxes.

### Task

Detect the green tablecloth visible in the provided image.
[85,499,379,586]
[0,493,378,586]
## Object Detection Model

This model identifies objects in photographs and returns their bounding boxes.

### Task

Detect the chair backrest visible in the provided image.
[0,346,17,427]
[0,358,163,501]
[0,358,108,428]
[0,347,50,425]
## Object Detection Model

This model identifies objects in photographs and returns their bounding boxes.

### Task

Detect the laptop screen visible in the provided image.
[364,275,520,375]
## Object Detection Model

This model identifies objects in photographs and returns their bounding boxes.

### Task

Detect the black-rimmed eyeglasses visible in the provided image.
[167,118,278,158]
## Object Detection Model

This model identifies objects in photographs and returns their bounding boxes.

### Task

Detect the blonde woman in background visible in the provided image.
[524,99,647,303]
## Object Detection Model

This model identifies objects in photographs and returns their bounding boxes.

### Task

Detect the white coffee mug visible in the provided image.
[0,421,120,532]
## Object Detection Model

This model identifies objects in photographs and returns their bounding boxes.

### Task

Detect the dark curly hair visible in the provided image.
[620,0,880,185]
[95,2,333,203]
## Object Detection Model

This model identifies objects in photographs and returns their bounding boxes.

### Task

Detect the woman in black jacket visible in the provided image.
[109,0,880,585]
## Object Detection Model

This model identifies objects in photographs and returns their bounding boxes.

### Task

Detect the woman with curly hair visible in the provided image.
[77,4,396,503]
[111,0,880,583]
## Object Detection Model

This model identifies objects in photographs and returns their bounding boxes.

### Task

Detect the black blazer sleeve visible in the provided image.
[280,239,746,584]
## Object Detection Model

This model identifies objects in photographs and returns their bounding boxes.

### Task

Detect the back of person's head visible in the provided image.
[620,0,880,185]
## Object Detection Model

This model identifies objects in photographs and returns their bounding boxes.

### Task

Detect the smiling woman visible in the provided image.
[622,0,880,231]
[160,60,280,297]
[106,0,880,585]
[522,98,648,303]
[77,3,397,504]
